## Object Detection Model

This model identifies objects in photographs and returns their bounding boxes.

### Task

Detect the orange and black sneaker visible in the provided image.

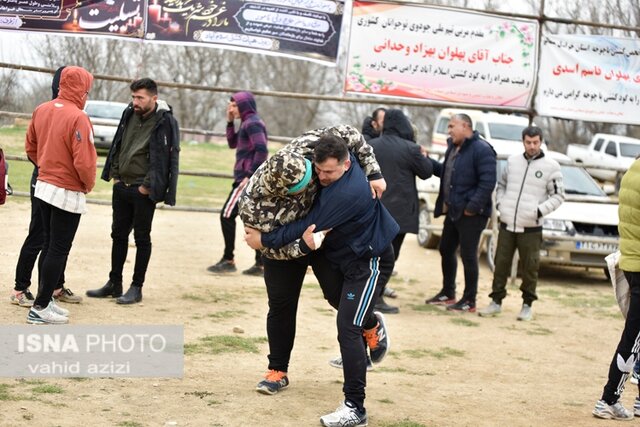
[256,369,289,395]
[363,311,389,364]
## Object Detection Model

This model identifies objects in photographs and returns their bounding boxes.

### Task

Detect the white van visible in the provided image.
[431,108,546,156]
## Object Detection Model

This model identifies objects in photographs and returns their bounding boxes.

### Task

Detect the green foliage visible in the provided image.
[31,384,64,394]
[449,317,479,327]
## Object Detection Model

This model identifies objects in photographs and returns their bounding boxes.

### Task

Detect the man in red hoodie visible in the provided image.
[24,65,97,324]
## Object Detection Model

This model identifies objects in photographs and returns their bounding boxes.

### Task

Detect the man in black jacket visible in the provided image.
[86,78,180,304]
[369,109,433,310]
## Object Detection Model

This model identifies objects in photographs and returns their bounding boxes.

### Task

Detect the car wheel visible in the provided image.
[417,201,440,249]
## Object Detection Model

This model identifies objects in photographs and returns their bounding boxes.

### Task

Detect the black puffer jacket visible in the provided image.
[369,109,432,233]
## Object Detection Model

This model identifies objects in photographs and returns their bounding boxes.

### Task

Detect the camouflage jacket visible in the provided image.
[238,124,382,260]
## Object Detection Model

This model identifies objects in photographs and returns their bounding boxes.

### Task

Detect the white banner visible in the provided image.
[344,1,539,108]
[536,34,640,125]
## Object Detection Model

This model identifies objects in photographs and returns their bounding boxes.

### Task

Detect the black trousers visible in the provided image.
[338,245,394,413]
[109,183,156,287]
[439,214,488,302]
[262,250,378,373]
[35,201,81,308]
[220,183,261,264]
[14,169,65,292]
[601,271,640,404]
[391,233,406,261]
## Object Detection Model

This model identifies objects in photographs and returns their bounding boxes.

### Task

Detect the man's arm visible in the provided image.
[71,116,98,193]
[25,111,38,165]
[538,163,565,217]
[410,144,433,180]
[246,122,268,177]
[465,146,497,215]
[164,115,181,205]
[226,122,238,149]
[261,191,355,250]
[495,160,509,209]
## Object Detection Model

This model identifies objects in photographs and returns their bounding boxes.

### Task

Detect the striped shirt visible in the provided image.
[34,180,87,214]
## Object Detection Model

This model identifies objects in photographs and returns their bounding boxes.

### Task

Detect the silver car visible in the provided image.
[84,100,128,151]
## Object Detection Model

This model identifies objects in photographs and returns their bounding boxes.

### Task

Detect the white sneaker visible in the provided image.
[320,401,368,427]
[49,299,70,317]
[592,399,633,420]
[517,304,533,321]
[328,356,374,371]
[27,304,69,325]
[478,301,501,317]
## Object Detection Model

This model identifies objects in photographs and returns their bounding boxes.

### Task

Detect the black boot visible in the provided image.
[86,280,123,298]
[374,296,399,314]
[116,286,142,305]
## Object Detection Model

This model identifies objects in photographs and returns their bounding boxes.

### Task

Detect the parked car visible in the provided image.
[431,108,547,156]
[417,152,619,277]
[566,133,640,183]
[84,100,128,151]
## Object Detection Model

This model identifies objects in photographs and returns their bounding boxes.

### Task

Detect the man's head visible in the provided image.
[130,78,158,116]
[371,108,386,133]
[314,133,351,187]
[522,126,544,158]
[447,113,474,146]
[228,99,240,120]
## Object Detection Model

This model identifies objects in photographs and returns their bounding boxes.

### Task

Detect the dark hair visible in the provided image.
[522,125,544,141]
[314,133,349,164]
[372,107,387,121]
[51,66,66,99]
[452,113,473,128]
[130,78,158,95]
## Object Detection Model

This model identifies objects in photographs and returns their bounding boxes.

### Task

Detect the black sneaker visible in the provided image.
[364,311,389,364]
[374,296,399,314]
[425,292,455,305]
[242,264,264,276]
[446,299,476,313]
[207,258,237,273]
[256,370,289,395]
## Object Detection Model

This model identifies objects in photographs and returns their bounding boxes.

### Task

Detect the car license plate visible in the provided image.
[575,241,618,252]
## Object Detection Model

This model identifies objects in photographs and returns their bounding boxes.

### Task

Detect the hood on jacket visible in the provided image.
[51,66,66,99]
[231,91,258,121]
[57,66,93,110]
[259,150,309,197]
[361,116,379,141]
[382,109,414,141]
[156,99,171,114]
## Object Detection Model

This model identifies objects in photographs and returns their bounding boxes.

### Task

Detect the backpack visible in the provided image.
[0,148,10,205]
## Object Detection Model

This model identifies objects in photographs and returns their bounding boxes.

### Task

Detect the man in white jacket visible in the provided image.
[478,126,564,321]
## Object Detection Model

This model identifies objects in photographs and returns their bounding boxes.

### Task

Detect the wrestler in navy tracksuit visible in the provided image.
[261,154,399,413]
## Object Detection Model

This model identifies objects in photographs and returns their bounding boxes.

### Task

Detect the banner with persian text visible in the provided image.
[145,0,344,64]
[0,0,143,38]
[535,34,640,125]
[0,0,345,63]
[345,1,539,108]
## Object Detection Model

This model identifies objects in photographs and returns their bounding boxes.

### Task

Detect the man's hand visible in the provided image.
[302,224,331,250]
[244,226,264,250]
[226,104,235,122]
[369,178,387,199]
[463,209,475,216]
[138,185,150,195]
[420,145,429,157]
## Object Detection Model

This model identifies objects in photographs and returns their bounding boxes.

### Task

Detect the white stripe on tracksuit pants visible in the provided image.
[336,245,394,412]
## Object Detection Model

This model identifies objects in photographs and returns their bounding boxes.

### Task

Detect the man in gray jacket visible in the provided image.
[478,126,564,321]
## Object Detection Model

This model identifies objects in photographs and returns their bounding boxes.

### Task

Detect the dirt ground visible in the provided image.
[0,199,632,427]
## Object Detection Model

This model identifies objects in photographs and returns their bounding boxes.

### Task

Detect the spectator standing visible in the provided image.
[24,66,97,324]
[12,66,83,307]
[478,126,564,321]
[592,157,640,420]
[425,114,496,313]
[369,109,433,312]
[86,78,180,304]
[208,91,268,276]
[361,107,386,142]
